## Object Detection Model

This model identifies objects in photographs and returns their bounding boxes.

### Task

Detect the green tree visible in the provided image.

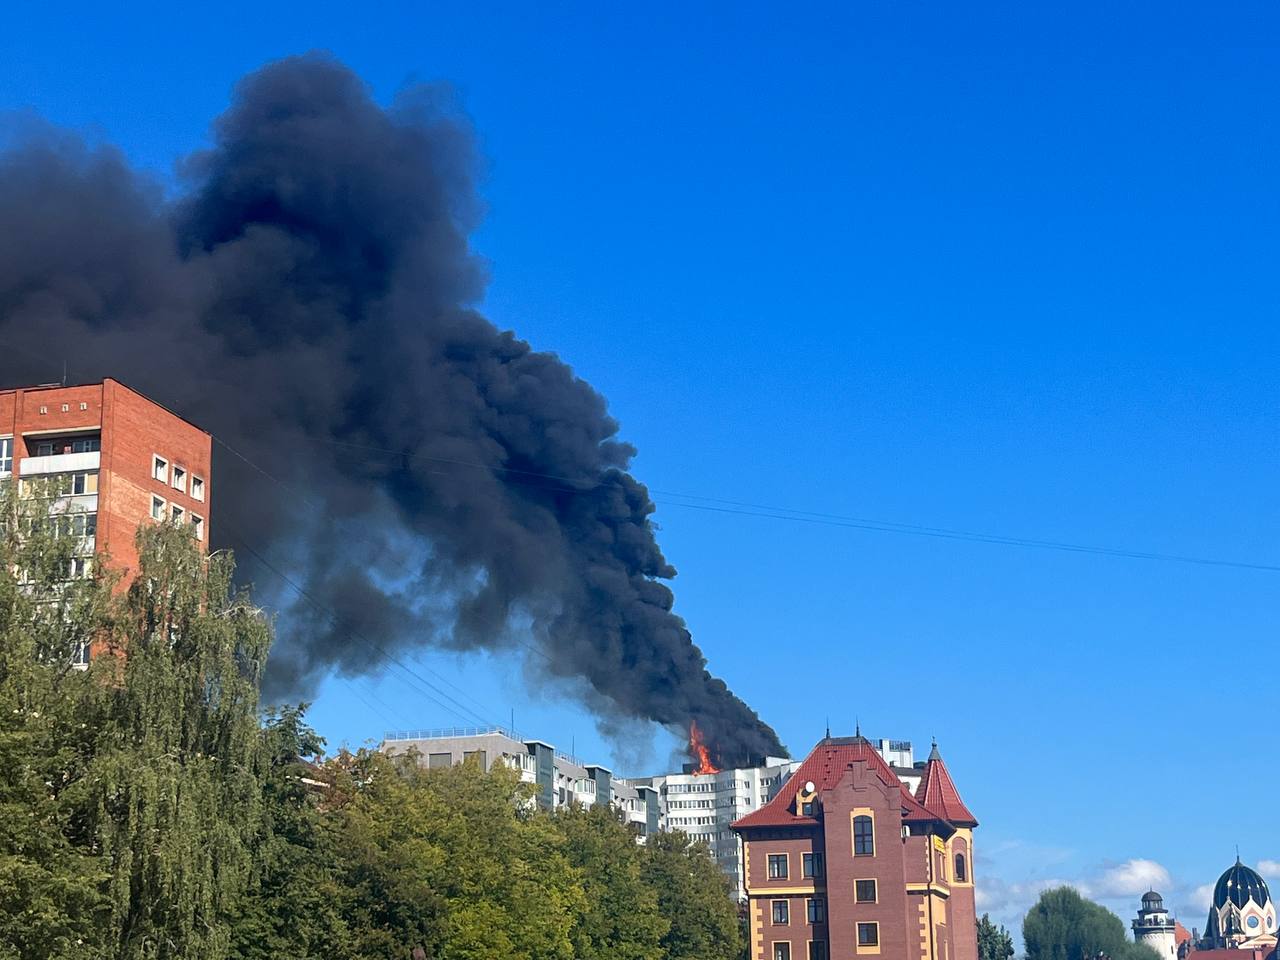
[1023,887,1158,960]
[323,749,585,960]
[553,802,667,960]
[977,913,1015,960]
[0,479,113,958]
[642,830,743,960]
[230,705,346,959]
[79,524,271,960]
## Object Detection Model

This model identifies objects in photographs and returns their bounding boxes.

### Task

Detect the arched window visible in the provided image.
[955,853,967,882]
[853,815,874,855]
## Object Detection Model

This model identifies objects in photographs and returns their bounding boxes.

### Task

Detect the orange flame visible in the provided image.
[688,720,720,775]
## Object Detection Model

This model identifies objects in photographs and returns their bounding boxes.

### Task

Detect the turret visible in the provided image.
[1133,890,1177,959]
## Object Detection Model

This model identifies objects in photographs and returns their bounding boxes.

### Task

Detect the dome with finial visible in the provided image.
[1204,858,1275,946]
[1141,890,1165,911]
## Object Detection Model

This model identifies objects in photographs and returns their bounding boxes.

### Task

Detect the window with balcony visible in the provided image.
[56,472,98,497]
[153,456,168,483]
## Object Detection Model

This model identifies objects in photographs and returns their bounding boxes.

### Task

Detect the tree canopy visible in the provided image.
[1023,887,1159,960]
[0,485,744,959]
[978,913,1015,960]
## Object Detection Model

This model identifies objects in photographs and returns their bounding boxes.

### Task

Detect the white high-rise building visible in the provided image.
[629,757,802,900]
[381,727,658,835]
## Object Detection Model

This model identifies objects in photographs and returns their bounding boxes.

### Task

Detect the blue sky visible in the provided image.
[3,0,1277,938]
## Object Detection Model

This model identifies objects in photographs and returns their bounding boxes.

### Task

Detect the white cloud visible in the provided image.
[1091,859,1172,899]
[1257,859,1280,876]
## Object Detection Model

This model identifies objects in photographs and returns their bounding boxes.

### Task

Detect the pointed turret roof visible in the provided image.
[915,741,978,827]
[732,732,940,830]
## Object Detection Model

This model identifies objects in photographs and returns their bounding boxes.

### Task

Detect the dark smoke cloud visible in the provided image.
[0,54,785,766]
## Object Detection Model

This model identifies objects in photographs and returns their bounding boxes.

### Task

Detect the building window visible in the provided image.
[802,852,824,878]
[79,402,87,411]
[855,879,877,903]
[807,897,825,924]
[72,640,90,668]
[70,437,99,453]
[773,944,790,960]
[427,753,452,769]
[772,900,789,925]
[853,815,874,856]
[955,853,967,882]
[151,496,166,521]
[170,504,184,523]
[191,514,205,542]
[38,405,46,415]
[69,557,91,579]
[58,472,98,496]
[172,465,186,493]
[0,437,11,474]
[191,475,205,501]
[802,800,815,816]
[809,943,827,960]
[857,923,879,946]
[36,441,53,456]
[768,854,789,880]
[153,456,168,483]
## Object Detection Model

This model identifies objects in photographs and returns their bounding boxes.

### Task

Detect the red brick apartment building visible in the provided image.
[733,734,978,960]
[1,379,211,649]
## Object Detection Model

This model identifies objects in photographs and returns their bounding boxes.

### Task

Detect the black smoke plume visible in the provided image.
[0,54,785,767]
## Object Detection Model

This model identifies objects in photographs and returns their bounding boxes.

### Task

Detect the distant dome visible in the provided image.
[1142,890,1165,910]
[1204,860,1277,945]
[1214,861,1271,911]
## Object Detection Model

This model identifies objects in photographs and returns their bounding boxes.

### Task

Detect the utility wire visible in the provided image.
[220,520,500,730]
[227,433,1280,575]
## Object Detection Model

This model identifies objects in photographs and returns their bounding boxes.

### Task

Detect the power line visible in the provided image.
[220,433,1280,575]
[220,520,500,730]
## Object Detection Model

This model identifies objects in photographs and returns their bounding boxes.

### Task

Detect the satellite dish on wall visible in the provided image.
[805,781,815,793]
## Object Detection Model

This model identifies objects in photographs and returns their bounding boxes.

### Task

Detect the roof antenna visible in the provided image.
[825,716,831,740]
[855,717,861,738]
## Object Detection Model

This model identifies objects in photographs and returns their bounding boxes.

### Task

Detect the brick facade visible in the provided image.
[1,379,211,647]
[734,736,978,960]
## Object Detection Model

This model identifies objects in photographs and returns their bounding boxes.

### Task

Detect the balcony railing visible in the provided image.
[20,452,101,476]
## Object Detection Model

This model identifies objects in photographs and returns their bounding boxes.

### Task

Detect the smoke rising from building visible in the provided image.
[0,54,785,766]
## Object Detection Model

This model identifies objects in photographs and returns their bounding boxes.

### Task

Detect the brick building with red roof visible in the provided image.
[733,733,978,960]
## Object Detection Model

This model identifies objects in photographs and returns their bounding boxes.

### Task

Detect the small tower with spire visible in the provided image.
[1133,890,1177,959]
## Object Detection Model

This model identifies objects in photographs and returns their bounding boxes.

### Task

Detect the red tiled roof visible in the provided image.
[1175,922,1192,946]
[732,735,946,830]
[914,744,978,827]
